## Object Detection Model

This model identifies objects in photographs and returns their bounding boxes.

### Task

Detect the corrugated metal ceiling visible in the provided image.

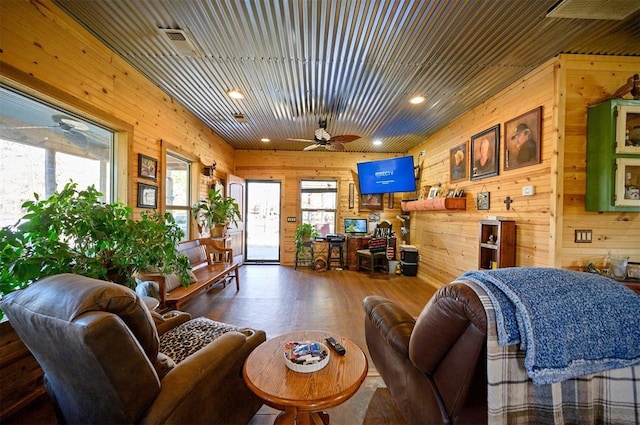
[53,0,640,153]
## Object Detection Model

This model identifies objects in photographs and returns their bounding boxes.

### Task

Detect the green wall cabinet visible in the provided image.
[586,99,640,212]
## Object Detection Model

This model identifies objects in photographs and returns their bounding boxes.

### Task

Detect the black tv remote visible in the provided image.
[325,337,346,355]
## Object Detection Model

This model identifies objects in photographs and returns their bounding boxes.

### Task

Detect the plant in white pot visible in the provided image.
[191,188,241,237]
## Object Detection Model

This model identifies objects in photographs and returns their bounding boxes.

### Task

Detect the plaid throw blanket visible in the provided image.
[459,280,640,425]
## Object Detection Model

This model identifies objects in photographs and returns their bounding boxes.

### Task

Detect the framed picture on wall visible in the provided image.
[470,125,500,180]
[360,193,383,210]
[138,154,158,180]
[504,106,542,171]
[137,183,157,209]
[449,142,468,182]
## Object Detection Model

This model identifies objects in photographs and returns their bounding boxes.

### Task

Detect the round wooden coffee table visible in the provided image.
[243,330,368,425]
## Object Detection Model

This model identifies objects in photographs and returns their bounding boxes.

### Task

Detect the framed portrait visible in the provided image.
[427,187,439,199]
[470,125,500,180]
[504,106,542,171]
[137,183,158,209]
[360,193,383,210]
[449,142,468,182]
[138,154,158,180]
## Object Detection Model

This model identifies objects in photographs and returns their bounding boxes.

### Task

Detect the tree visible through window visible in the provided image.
[300,180,337,236]
[0,85,114,227]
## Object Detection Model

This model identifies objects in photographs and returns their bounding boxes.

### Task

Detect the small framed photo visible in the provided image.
[504,106,542,171]
[477,191,490,210]
[446,189,456,198]
[137,183,158,209]
[138,154,158,180]
[471,125,500,180]
[360,193,383,210]
[427,187,439,199]
[449,142,468,182]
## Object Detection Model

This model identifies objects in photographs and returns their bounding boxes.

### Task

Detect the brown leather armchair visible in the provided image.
[363,283,487,425]
[1,273,266,425]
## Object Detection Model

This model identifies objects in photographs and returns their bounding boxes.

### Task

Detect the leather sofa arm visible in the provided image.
[363,295,416,358]
[150,310,191,335]
[140,330,263,424]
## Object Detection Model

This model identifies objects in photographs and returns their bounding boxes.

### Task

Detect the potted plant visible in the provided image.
[191,188,241,237]
[295,223,319,257]
[0,182,191,317]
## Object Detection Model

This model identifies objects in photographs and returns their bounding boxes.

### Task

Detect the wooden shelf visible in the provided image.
[401,197,466,212]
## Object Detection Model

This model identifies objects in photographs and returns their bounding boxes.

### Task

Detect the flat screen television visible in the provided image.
[344,218,368,234]
[356,156,417,194]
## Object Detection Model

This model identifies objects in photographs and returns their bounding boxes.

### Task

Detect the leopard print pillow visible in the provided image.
[159,317,244,364]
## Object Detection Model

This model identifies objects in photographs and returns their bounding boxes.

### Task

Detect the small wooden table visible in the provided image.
[243,330,368,425]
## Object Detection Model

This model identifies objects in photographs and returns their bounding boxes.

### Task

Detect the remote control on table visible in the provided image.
[325,337,346,355]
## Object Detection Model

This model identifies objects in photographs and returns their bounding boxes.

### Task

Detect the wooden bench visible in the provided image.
[145,238,239,310]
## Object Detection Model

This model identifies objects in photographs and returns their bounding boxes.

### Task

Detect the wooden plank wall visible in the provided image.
[405,59,558,288]
[0,0,234,218]
[558,55,640,270]
[0,1,234,418]
[233,150,405,265]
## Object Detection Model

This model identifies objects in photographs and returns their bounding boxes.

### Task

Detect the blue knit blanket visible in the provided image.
[460,268,640,385]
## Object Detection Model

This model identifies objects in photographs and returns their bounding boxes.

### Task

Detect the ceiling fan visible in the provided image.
[2,114,89,147]
[287,118,360,151]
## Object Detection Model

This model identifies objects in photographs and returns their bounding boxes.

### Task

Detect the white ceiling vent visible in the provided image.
[547,0,640,20]
[232,113,248,123]
[158,28,201,57]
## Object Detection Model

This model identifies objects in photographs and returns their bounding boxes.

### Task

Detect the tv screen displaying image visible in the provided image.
[344,218,368,234]
[356,156,417,194]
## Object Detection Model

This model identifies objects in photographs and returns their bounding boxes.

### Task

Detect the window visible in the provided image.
[0,85,114,227]
[165,153,191,241]
[300,180,337,236]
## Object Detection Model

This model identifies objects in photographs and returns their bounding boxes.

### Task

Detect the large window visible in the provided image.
[300,180,337,236]
[0,85,114,227]
[165,153,191,241]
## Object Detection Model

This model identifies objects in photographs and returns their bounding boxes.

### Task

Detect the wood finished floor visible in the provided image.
[183,264,437,425]
[7,265,436,425]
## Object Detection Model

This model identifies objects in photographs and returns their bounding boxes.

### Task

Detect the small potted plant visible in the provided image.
[0,182,191,318]
[191,188,241,237]
[295,223,319,257]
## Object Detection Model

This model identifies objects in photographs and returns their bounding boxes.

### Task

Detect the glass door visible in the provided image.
[245,180,281,263]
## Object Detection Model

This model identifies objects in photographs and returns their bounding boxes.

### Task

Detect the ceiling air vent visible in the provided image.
[233,114,248,123]
[547,0,640,20]
[158,28,201,57]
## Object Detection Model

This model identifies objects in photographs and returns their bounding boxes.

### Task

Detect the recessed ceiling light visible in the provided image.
[373,140,382,146]
[227,89,244,99]
[260,138,270,143]
[410,96,426,104]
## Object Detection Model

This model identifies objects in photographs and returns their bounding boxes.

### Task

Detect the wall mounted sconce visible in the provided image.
[203,160,217,177]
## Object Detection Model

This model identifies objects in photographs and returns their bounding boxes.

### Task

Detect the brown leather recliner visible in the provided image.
[363,283,487,425]
[1,273,266,425]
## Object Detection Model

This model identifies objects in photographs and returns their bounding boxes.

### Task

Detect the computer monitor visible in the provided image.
[344,218,368,234]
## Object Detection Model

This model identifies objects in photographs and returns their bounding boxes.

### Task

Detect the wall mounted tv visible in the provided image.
[356,156,417,194]
[344,218,368,234]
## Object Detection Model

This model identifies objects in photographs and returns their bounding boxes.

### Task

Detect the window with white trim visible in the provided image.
[0,85,114,227]
[165,153,191,241]
[300,180,337,236]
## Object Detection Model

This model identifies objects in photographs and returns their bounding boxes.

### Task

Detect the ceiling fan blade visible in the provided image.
[303,144,321,151]
[286,138,315,143]
[326,142,345,152]
[330,135,360,144]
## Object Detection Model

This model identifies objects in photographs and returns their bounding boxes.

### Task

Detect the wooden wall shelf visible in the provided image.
[401,197,466,212]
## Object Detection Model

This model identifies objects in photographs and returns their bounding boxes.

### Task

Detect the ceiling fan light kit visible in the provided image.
[287,118,360,151]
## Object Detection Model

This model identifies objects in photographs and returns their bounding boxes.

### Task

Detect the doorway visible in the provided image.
[245,180,281,263]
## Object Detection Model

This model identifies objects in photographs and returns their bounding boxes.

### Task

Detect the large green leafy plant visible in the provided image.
[0,182,191,310]
[191,188,241,236]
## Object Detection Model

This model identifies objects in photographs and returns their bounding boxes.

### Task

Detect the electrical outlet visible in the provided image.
[522,185,535,196]
[287,217,297,222]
